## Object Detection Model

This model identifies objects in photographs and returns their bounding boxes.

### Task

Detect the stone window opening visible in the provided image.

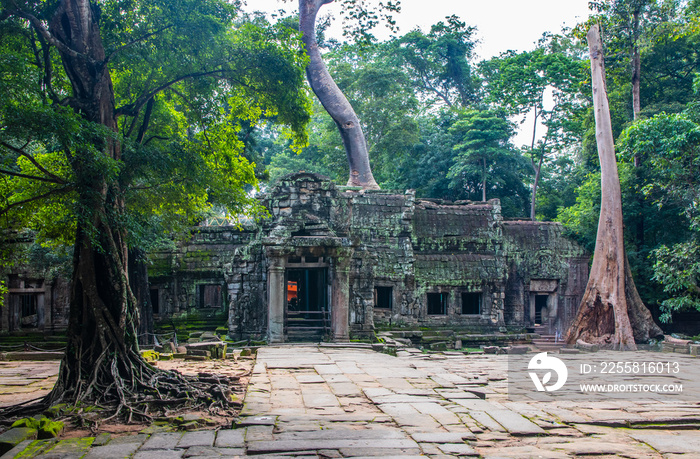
[374,286,393,309]
[199,284,223,309]
[461,292,481,315]
[427,292,448,315]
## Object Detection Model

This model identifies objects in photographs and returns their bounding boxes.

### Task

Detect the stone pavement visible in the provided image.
[0,361,58,407]
[3,345,700,458]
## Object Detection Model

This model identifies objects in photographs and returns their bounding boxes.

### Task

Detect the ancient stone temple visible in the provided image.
[143,172,588,342]
[1,172,588,338]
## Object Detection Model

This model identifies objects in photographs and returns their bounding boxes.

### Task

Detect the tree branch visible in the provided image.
[136,98,155,144]
[115,69,226,118]
[6,8,93,65]
[105,25,174,64]
[0,141,67,184]
[143,135,168,146]
[0,186,73,215]
[0,167,64,184]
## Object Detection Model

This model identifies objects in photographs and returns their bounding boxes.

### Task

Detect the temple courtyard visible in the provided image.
[1,345,700,458]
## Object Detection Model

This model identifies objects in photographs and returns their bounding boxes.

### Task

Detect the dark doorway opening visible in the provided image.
[150,288,160,315]
[535,294,548,325]
[286,268,329,341]
[374,286,393,310]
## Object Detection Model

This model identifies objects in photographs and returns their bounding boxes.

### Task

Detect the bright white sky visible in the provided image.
[241,0,592,59]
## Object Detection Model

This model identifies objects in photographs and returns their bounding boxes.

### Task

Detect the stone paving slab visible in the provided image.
[176,431,215,449]
[486,409,546,436]
[141,432,183,450]
[247,438,420,454]
[411,432,476,443]
[629,431,700,454]
[83,440,142,459]
[213,429,244,448]
[132,449,185,459]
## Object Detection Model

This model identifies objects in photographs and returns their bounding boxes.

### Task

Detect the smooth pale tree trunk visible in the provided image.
[299,0,380,190]
[564,24,662,350]
[481,157,486,201]
[530,153,543,221]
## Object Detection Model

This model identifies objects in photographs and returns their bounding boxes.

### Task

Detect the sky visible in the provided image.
[241,0,592,59]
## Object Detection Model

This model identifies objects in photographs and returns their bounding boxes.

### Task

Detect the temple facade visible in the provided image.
[147,172,589,342]
[2,172,589,340]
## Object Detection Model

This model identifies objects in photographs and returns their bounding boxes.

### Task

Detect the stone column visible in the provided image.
[331,256,351,342]
[266,249,286,343]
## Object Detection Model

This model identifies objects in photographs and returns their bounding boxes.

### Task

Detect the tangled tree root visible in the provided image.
[0,352,245,431]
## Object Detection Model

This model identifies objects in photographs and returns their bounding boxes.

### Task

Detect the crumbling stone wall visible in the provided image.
[502,221,589,334]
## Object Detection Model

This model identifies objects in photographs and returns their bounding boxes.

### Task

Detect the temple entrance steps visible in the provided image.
[285,310,330,342]
[531,325,566,352]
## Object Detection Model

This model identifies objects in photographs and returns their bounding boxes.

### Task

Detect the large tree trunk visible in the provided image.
[299,0,380,190]
[530,150,545,221]
[45,0,152,414]
[631,8,641,123]
[129,249,154,346]
[565,24,662,350]
[0,0,234,423]
[481,157,486,202]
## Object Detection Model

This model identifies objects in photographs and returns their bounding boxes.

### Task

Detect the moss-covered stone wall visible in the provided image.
[144,173,588,340]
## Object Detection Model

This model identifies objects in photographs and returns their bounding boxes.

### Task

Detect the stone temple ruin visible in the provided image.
[2,172,589,341]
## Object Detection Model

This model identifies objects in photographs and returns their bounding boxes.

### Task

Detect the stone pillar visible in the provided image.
[331,256,351,342]
[266,249,286,343]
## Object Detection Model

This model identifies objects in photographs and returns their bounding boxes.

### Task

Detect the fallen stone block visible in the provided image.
[560,348,580,354]
[575,340,599,352]
[0,427,38,455]
[690,344,700,356]
[483,346,500,354]
[506,345,529,355]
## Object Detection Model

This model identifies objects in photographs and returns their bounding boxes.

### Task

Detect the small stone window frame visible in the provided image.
[461,292,482,315]
[427,292,448,315]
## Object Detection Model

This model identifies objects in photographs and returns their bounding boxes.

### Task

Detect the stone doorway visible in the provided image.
[286,267,330,341]
[534,294,548,325]
[266,246,351,344]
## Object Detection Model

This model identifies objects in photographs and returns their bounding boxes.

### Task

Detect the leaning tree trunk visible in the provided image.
[564,24,662,351]
[299,0,380,190]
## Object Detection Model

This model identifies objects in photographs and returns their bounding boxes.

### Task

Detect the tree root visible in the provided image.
[0,352,243,431]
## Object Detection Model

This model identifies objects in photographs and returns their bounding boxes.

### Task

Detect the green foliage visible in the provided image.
[391,15,480,109]
[652,240,700,322]
[448,109,530,217]
[0,0,312,255]
[618,110,700,320]
[12,416,64,438]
